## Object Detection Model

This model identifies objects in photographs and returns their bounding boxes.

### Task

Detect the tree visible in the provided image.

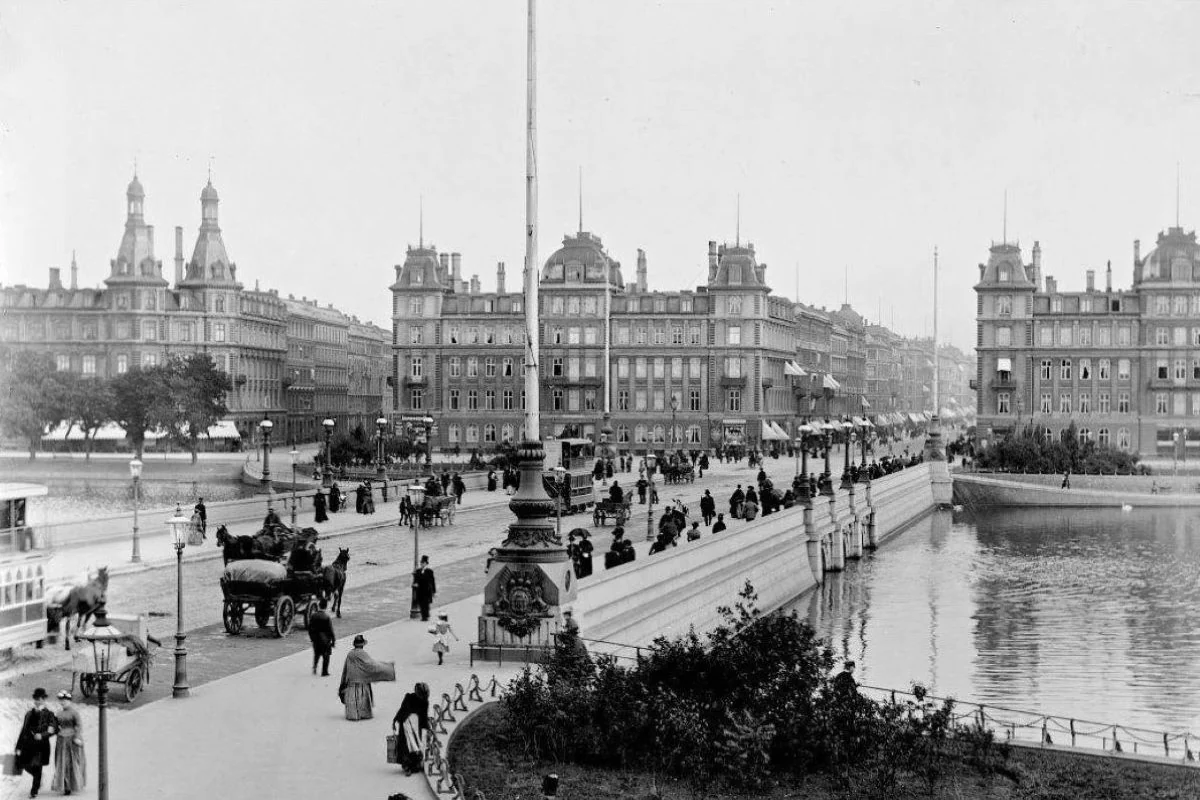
[108,365,173,459]
[0,350,69,459]
[60,373,114,461]
[161,354,232,464]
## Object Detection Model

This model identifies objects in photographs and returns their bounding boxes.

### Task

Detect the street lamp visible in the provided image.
[259,416,274,509]
[820,420,835,496]
[375,416,388,480]
[553,466,567,539]
[840,421,856,490]
[407,482,425,619]
[322,418,335,488]
[860,420,871,470]
[422,415,434,471]
[166,505,191,698]
[128,458,143,563]
[79,606,124,800]
[645,453,658,541]
[669,394,680,455]
[289,448,300,526]
[795,422,813,503]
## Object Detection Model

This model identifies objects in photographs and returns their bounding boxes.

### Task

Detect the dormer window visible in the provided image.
[998,265,1010,282]
[729,264,742,284]
[411,271,423,285]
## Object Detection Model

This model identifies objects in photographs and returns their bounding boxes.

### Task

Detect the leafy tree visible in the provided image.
[60,373,114,461]
[0,350,69,459]
[108,365,173,459]
[160,354,232,464]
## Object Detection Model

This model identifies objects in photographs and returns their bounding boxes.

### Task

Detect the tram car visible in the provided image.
[542,437,597,514]
[0,483,51,651]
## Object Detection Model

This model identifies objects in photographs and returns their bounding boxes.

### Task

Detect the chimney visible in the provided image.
[451,252,462,283]
[70,251,78,290]
[146,225,155,261]
[1031,240,1042,290]
[1133,239,1141,265]
[48,267,62,289]
[1045,275,1057,294]
[707,240,718,282]
[1106,259,1113,292]
[637,248,647,293]
[439,253,450,282]
[470,274,480,294]
[497,261,506,293]
[174,226,184,284]
[1086,270,1095,292]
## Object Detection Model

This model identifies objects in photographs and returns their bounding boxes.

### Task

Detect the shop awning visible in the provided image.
[996,357,1013,372]
[822,374,841,391]
[851,416,868,427]
[784,361,808,377]
[761,421,789,441]
[201,420,242,440]
[908,413,924,424]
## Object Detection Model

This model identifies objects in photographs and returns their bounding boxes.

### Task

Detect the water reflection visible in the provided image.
[785,507,1200,734]
[38,478,257,523]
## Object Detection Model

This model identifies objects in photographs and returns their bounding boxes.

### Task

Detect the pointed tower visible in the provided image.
[106,173,167,287]
[180,179,238,287]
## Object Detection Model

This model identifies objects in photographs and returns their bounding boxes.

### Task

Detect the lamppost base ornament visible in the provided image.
[173,632,190,698]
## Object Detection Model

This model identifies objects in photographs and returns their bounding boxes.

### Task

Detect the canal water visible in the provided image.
[786,506,1200,736]
[36,477,258,523]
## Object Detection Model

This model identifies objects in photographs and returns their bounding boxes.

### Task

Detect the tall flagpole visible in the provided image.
[925,246,944,460]
[523,0,540,444]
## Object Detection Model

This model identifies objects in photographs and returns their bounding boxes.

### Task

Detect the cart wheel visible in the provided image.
[274,595,295,637]
[223,602,244,635]
[123,668,143,702]
[79,674,96,699]
[302,598,318,630]
[254,603,271,628]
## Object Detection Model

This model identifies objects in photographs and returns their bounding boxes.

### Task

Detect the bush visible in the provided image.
[976,422,1140,474]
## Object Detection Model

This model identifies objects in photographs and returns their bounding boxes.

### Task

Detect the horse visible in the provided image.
[322,547,350,618]
[60,566,109,650]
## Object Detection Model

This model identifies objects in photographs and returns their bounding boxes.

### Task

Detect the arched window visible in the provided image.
[653,424,666,443]
[998,265,1010,282]
[501,424,515,443]
[484,424,497,443]
[215,297,225,313]
[13,568,23,603]
[687,425,701,444]
[466,424,479,443]
[617,425,630,443]
[448,424,461,444]
[1098,428,1110,447]
[634,424,648,444]
[1078,428,1090,444]
[2,570,11,607]
[1117,428,1131,449]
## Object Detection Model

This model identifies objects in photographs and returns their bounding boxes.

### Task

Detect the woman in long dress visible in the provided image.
[313,491,328,523]
[392,682,430,775]
[337,634,396,720]
[51,691,85,795]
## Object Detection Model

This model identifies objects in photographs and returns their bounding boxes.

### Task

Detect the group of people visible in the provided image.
[566,530,594,578]
[14,688,86,797]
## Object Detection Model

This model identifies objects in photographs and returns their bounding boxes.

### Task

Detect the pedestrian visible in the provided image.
[430,611,459,665]
[742,496,759,521]
[440,470,451,493]
[699,489,715,526]
[487,469,497,492]
[329,482,342,513]
[729,484,745,519]
[392,682,431,775]
[712,513,727,534]
[1061,471,1071,490]
[337,634,396,721]
[313,490,328,523]
[636,476,648,504]
[609,480,624,504]
[51,691,84,796]
[308,599,336,676]
[687,521,701,542]
[576,531,594,577]
[355,483,366,514]
[14,687,56,798]
[194,497,207,537]
[412,555,437,621]
[452,473,466,504]
[364,480,376,514]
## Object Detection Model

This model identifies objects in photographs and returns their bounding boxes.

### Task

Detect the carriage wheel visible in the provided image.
[302,598,318,630]
[79,674,96,699]
[274,595,296,638]
[223,602,244,635]
[123,667,143,702]
[254,603,271,628]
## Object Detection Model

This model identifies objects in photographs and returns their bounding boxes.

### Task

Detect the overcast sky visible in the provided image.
[3,1,1200,350]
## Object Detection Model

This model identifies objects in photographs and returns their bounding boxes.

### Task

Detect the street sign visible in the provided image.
[399,415,430,423]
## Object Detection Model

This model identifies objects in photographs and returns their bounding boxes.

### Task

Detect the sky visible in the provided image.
[3,1,1200,351]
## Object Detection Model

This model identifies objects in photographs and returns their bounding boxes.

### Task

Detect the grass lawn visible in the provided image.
[449,703,1200,800]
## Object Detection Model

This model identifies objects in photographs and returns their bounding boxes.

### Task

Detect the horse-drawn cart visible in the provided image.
[593,498,631,526]
[72,612,160,702]
[418,495,456,527]
[220,560,324,638]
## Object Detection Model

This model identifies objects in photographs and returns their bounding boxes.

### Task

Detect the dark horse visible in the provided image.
[216,524,313,565]
[322,547,349,618]
[61,566,109,650]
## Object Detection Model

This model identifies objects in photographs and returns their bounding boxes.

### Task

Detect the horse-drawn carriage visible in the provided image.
[593,498,631,526]
[216,521,320,565]
[220,560,325,637]
[660,462,695,485]
[417,495,456,527]
[71,612,160,702]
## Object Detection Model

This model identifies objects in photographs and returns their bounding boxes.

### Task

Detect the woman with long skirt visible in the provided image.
[313,490,328,523]
[392,682,430,775]
[51,691,85,795]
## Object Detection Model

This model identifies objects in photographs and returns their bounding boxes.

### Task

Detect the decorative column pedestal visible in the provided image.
[924,416,953,508]
[477,439,577,660]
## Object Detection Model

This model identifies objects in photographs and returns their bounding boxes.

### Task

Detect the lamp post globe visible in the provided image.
[166,505,191,698]
[79,607,125,800]
[321,418,335,488]
[259,417,274,509]
[128,458,143,563]
[422,415,434,470]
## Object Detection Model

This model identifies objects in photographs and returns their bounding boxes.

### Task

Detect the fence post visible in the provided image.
[1165,733,1170,758]
[977,705,985,728]
[1070,719,1076,747]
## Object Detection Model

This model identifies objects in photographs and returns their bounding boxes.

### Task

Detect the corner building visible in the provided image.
[975,226,1200,457]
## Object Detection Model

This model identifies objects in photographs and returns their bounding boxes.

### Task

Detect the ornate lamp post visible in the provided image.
[795,421,813,503]
[840,421,856,490]
[553,466,567,539]
[820,420,835,496]
[860,420,871,470]
[669,394,680,455]
[645,453,658,541]
[166,505,191,698]
[79,607,124,800]
[407,482,425,619]
[321,418,335,487]
[375,416,388,480]
[259,416,274,509]
[422,415,434,471]
[128,458,143,563]
[289,448,300,526]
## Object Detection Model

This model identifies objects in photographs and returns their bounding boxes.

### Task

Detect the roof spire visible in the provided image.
[133,155,138,178]
[419,195,424,248]
[207,156,213,184]
[736,193,741,246]
[578,165,583,233]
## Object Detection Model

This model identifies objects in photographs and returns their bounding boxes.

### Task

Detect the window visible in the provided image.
[690,388,701,411]
[485,358,496,378]
[1176,393,1187,416]
[690,327,702,345]
[725,357,742,378]
[635,390,647,411]
[997,295,1013,316]
[467,357,479,377]
[1052,296,1063,312]
[997,327,1011,346]
[503,357,514,377]
[635,358,647,378]
[410,327,423,344]
[213,323,226,343]
[672,326,684,344]
[568,298,581,316]
[568,327,581,345]
[467,390,479,410]
[1098,327,1111,346]
[1157,359,1169,380]
[617,357,629,379]
[502,423,515,443]
[1060,359,1072,381]
[1176,359,1188,381]
[671,357,683,379]
[653,358,665,379]
[1078,428,1091,444]
[617,326,630,344]
[117,354,128,374]
[584,357,598,378]
[1098,428,1110,447]
[410,357,423,378]
[409,297,423,316]
[1079,359,1091,380]
[1118,392,1130,413]
[727,389,742,412]
[1060,394,1072,414]
[502,389,514,410]
[484,424,497,443]
[449,326,459,344]
[214,297,224,313]
[584,327,598,345]
[82,355,96,375]
[513,299,523,314]
[617,425,630,443]
[485,390,496,410]
[552,327,563,345]
[689,357,701,379]
[617,390,630,411]
[410,388,424,409]
[1118,428,1131,449]
[1058,327,1072,346]
[654,297,667,313]
[568,358,581,381]
[449,389,460,411]
[1156,393,1169,414]
[634,424,648,444]
[1098,359,1110,380]
[1098,392,1110,413]
[727,326,741,346]
[997,392,1010,414]
[552,358,563,377]
[1118,359,1131,381]
[551,297,564,315]
[1079,392,1091,413]
[1040,393,1052,413]
[654,328,666,345]
[448,424,461,444]
[550,388,563,411]
[1039,327,1052,346]
[687,425,702,444]
[1116,326,1130,346]
[142,353,157,367]
[411,271,423,286]
[681,298,693,313]
[55,354,69,371]
[1157,296,1170,315]
[1176,327,1188,346]
[636,328,647,345]
[1080,297,1092,313]
[584,389,597,411]
[653,390,664,411]
[998,265,1010,282]
[1193,393,1200,416]
[1176,296,1189,315]
[466,425,479,443]
[1041,359,1052,381]
[1079,328,1092,346]
[142,321,157,340]
[728,297,743,315]
[449,357,461,378]
[584,297,597,315]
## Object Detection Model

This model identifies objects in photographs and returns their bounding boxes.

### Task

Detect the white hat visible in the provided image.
[437,610,449,619]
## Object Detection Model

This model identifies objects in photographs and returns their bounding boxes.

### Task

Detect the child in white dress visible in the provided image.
[431,611,459,665]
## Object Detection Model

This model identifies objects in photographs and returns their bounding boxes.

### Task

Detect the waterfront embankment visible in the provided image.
[953,471,1200,507]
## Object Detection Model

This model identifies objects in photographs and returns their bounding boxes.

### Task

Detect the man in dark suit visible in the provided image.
[308,600,336,676]
[412,555,437,621]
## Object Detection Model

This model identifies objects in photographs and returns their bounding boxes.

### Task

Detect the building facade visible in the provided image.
[974,227,1200,456]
